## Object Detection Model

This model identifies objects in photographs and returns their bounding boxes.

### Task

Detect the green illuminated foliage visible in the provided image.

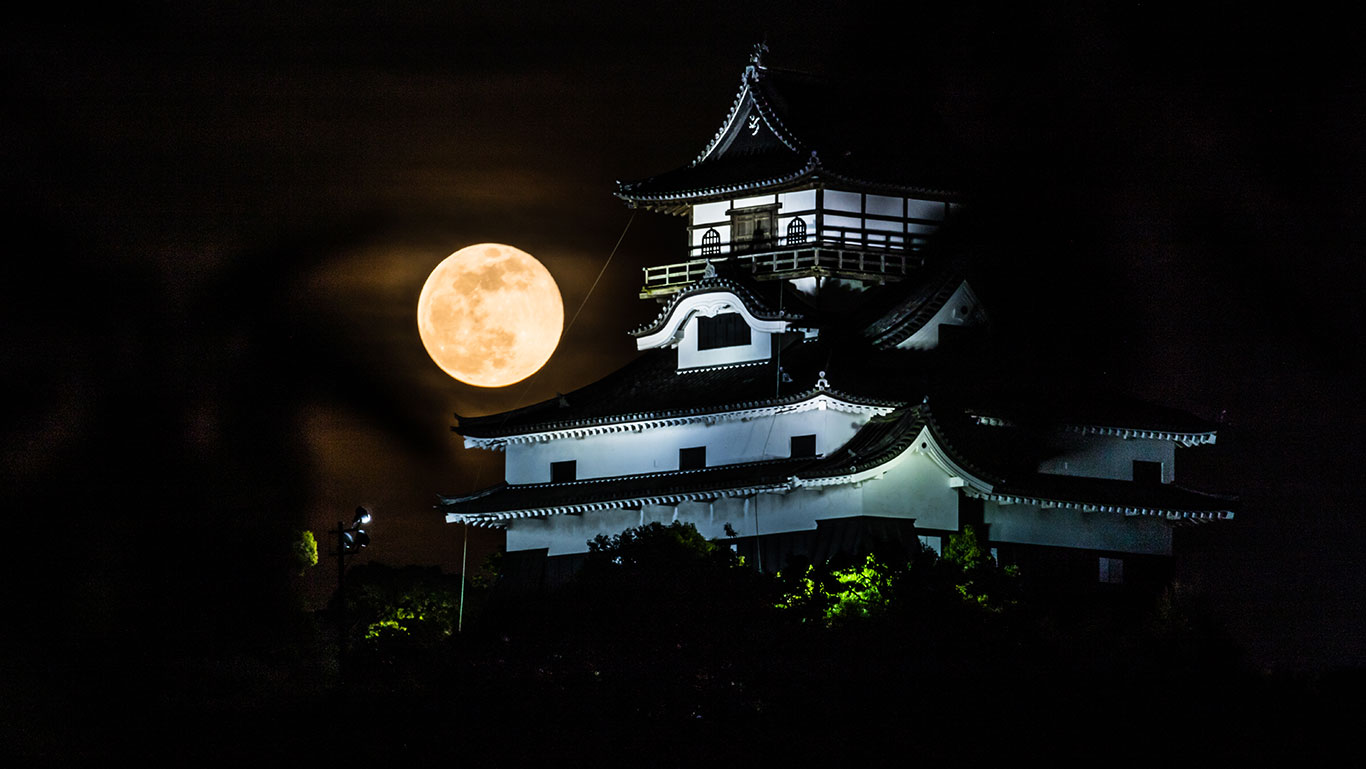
[341,564,462,650]
[943,524,992,571]
[775,527,1022,624]
[291,530,318,575]
[943,526,1020,614]
[775,554,900,624]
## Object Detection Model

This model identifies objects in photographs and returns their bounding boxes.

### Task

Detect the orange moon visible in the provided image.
[417,243,564,387]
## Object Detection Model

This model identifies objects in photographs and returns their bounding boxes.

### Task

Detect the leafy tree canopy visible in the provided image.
[290,529,318,575]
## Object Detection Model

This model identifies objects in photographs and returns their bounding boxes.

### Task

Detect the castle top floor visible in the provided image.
[615,45,960,299]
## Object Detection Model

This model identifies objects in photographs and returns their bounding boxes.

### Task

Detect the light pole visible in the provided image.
[335,505,372,683]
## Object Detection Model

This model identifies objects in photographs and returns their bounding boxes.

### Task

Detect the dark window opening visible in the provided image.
[679,446,706,471]
[730,206,777,253]
[958,496,985,531]
[785,217,807,246]
[550,460,577,483]
[1099,556,1124,584]
[701,228,720,256]
[1133,460,1162,485]
[791,434,817,458]
[697,312,752,350]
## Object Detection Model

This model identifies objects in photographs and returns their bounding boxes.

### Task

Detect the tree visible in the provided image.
[775,553,901,625]
[942,525,1020,614]
[290,529,318,575]
[340,563,462,651]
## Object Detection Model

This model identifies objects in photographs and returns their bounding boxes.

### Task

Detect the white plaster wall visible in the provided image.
[504,407,874,483]
[734,193,779,210]
[677,319,772,369]
[984,501,1173,555]
[866,194,903,217]
[907,198,947,221]
[780,189,816,211]
[1037,433,1176,483]
[504,440,1176,558]
[823,214,862,230]
[824,190,861,212]
[859,451,961,530]
[512,485,868,557]
[692,201,729,226]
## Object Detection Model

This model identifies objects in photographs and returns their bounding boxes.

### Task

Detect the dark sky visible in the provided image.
[3,2,1363,670]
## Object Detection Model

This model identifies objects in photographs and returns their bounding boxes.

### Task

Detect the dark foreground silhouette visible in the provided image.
[8,524,1359,767]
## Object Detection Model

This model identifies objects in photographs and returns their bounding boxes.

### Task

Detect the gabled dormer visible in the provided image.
[617,45,961,300]
[629,271,814,371]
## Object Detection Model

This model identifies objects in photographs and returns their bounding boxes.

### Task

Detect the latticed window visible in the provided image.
[701,228,721,255]
[731,206,776,252]
[785,217,807,246]
[697,312,751,350]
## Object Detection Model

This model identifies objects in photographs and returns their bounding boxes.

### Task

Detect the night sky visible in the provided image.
[3,2,1363,673]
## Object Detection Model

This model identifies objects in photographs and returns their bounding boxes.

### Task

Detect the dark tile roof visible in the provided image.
[440,457,815,517]
[860,256,970,349]
[615,53,958,210]
[962,390,1220,438]
[455,340,918,439]
[988,473,1238,518]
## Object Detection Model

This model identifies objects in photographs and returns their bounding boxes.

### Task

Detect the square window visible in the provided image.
[791,434,817,458]
[1133,460,1162,485]
[550,460,576,483]
[679,446,706,471]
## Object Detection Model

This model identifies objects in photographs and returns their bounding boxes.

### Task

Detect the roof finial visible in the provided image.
[746,41,769,79]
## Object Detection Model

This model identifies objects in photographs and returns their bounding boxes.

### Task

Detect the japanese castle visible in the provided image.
[441,47,1234,590]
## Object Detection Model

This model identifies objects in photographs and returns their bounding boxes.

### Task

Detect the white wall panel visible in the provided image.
[906,198,946,221]
[692,201,729,225]
[780,189,817,211]
[824,190,862,212]
[504,407,874,483]
[865,194,903,217]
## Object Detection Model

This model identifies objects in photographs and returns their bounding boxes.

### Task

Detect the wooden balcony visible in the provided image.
[641,234,927,298]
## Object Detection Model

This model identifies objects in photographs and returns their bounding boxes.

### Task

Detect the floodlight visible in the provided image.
[353,506,373,526]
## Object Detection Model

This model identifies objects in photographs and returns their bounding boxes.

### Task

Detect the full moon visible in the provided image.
[417,243,564,388]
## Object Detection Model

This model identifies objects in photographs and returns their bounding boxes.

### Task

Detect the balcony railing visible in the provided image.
[686,225,928,261]
[642,241,926,295]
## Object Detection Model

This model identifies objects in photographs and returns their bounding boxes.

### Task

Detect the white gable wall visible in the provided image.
[858,451,961,530]
[896,281,985,350]
[677,318,773,369]
[635,291,792,355]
